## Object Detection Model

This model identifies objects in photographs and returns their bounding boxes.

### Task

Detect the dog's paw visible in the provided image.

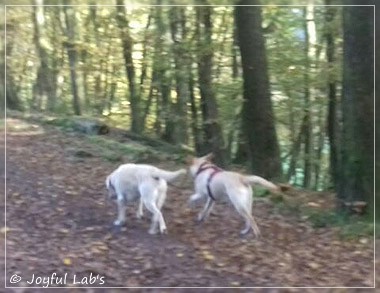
[136,212,144,220]
[113,219,125,226]
[160,228,168,235]
[194,216,204,225]
[148,228,158,235]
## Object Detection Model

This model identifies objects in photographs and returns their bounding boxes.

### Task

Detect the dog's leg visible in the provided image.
[228,191,261,238]
[144,200,167,234]
[240,209,261,238]
[233,205,260,237]
[114,199,127,226]
[139,179,167,235]
[241,191,253,235]
[152,181,167,233]
[197,197,215,223]
[156,181,167,210]
[136,198,144,219]
[188,193,203,207]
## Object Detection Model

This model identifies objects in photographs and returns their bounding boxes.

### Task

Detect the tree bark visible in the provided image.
[302,2,315,189]
[189,66,203,154]
[32,0,58,112]
[170,7,189,145]
[63,1,81,115]
[2,38,22,111]
[235,0,282,180]
[196,5,226,167]
[115,0,141,133]
[325,0,339,188]
[338,2,374,216]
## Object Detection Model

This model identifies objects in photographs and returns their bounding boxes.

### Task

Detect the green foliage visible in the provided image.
[307,210,349,228]
[275,199,374,239]
[5,3,348,192]
[43,117,76,130]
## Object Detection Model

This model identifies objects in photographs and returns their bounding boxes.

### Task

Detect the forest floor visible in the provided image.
[1,116,377,291]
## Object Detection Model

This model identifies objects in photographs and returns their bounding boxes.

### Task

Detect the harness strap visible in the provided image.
[206,168,221,200]
[195,162,222,201]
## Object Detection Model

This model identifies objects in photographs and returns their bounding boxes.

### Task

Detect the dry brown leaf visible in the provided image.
[63,258,72,266]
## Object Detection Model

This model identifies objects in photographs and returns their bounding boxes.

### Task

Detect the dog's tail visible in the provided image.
[105,175,111,190]
[105,175,115,192]
[154,168,187,183]
[242,175,279,192]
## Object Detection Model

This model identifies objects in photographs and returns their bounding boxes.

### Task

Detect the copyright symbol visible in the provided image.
[9,274,22,284]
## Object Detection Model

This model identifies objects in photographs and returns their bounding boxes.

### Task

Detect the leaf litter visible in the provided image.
[2,118,375,288]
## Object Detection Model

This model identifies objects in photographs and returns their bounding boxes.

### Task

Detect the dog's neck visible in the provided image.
[194,161,222,177]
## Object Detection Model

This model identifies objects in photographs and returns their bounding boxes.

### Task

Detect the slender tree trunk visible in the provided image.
[338,2,374,216]
[32,0,57,112]
[139,11,152,92]
[115,0,141,133]
[196,5,226,167]
[62,2,81,115]
[189,65,203,154]
[302,2,315,188]
[287,114,308,182]
[314,108,326,190]
[2,40,22,111]
[325,0,339,188]
[232,15,239,80]
[235,0,282,180]
[170,7,189,145]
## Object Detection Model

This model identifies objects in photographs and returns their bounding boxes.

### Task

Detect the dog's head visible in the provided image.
[186,153,214,177]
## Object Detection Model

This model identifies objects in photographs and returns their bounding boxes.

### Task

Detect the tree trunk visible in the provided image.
[2,34,22,111]
[235,0,282,180]
[115,0,141,133]
[63,1,81,115]
[170,7,189,145]
[338,2,374,217]
[189,66,203,154]
[32,0,57,112]
[302,2,315,189]
[287,114,308,182]
[196,5,226,167]
[314,108,326,190]
[325,0,339,188]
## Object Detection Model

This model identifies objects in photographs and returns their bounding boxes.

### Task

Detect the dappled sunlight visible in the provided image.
[6,118,46,136]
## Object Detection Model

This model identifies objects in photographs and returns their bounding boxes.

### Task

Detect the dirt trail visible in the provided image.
[2,118,375,290]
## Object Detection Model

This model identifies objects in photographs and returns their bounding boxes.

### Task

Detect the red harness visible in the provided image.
[195,162,222,201]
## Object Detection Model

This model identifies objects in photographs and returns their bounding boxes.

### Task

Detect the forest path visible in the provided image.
[2,118,374,290]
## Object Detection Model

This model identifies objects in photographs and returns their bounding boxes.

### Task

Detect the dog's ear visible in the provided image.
[203,153,214,162]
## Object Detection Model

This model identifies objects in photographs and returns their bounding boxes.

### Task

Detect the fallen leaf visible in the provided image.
[308,262,320,269]
[202,251,215,261]
[1,227,10,233]
[63,258,72,266]
[359,238,368,244]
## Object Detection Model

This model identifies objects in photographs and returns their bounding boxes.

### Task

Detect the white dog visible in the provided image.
[106,163,186,234]
[188,154,279,238]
